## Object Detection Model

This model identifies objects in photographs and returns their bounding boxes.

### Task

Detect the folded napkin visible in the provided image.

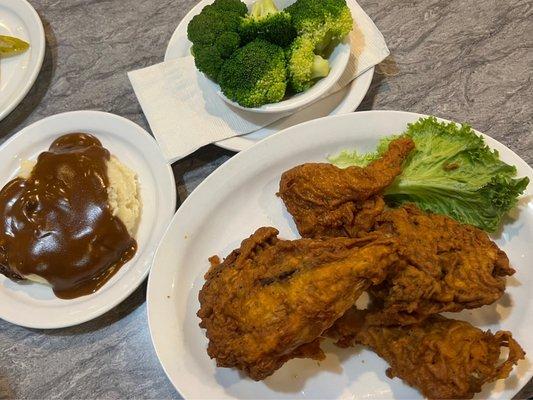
[129,0,389,162]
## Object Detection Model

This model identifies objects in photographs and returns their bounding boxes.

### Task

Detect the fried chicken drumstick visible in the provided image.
[327,309,525,399]
[278,137,415,238]
[197,227,398,380]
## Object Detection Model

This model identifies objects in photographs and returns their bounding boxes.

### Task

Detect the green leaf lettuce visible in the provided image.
[328,117,529,232]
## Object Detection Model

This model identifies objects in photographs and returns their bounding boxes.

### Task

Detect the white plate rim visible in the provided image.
[0,110,177,329]
[164,0,375,152]
[215,67,374,152]
[0,0,46,121]
[147,110,533,399]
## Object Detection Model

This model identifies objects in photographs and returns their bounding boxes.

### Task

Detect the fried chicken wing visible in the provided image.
[278,137,415,238]
[198,227,398,380]
[365,204,514,325]
[327,309,525,399]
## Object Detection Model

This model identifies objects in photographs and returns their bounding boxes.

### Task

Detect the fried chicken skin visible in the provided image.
[197,227,398,380]
[278,137,415,238]
[365,204,514,325]
[327,309,525,399]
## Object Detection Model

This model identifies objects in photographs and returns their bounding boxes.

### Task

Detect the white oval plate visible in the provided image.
[0,0,45,121]
[147,111,532,399]
[0,111,176,329]
[165,0,374,152]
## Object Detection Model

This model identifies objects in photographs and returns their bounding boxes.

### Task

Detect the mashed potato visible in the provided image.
[17,156,141,286]
[106,156,141,236]
[19,156,141,236]
[18,159,35,179]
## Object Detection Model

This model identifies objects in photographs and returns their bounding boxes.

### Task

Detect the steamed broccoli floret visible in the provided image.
[286,36,330,93]
[209,0,248,14]
[284,0,352,92]
[188,7,243,46]
[239,0,296,47]
[191,44,225,81]
[286,0,353,55]
[187,0,247,81]
[215,31,241,58]
[218,39,287,107]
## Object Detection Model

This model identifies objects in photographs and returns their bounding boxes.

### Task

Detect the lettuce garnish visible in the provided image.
[328,117,529,232]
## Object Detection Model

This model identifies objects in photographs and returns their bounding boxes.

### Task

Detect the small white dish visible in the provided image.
[165,0,374,152]
[0,111,176,329]
[216,36,351,114]
[147,111,532,399]
[0,0,45,121]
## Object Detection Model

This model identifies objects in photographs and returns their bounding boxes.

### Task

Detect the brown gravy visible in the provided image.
[0,133,137,299]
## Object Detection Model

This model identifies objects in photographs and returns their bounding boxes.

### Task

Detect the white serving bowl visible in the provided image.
[166,0,374,151]
[217,37,351,114]
[212,0,352,114]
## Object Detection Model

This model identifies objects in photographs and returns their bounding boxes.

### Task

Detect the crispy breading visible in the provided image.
[197,227,398,380]
[282,191,514,323]
[278,137,415,238]
[327,309,525,399]
[198,132,521,394]
[364,204,515,325]
[278,134,513,323]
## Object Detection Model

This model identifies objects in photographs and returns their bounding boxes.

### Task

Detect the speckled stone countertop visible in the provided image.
[0,0,531,398]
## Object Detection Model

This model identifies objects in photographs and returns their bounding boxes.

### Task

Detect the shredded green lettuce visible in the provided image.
[329,136,396,168]
[328,117,530,232]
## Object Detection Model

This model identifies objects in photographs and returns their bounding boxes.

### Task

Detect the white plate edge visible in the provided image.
[0,0,46,121]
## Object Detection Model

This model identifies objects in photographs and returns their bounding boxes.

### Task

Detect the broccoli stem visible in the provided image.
[250,0,279,18]
[310,55,330,79]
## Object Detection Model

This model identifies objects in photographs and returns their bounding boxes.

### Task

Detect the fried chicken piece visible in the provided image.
[327,309,525,399]
[364,204,514,325]
[198,227,398,380]
[278,137,415,238]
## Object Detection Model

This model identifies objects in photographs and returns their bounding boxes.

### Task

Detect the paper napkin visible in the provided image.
[128,0,389,162]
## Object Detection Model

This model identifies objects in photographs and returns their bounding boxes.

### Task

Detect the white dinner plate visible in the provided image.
[0,111,176,329]
[165,0,374,152]
[147,110,532,399]
[0,0,45,121]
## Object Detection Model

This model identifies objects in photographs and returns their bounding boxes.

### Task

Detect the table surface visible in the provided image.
[0,0,531,398]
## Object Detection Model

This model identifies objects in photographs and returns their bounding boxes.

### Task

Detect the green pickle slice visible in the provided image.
[0,35,30,57]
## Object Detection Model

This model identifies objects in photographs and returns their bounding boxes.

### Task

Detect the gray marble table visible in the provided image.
[0,0,531,398]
